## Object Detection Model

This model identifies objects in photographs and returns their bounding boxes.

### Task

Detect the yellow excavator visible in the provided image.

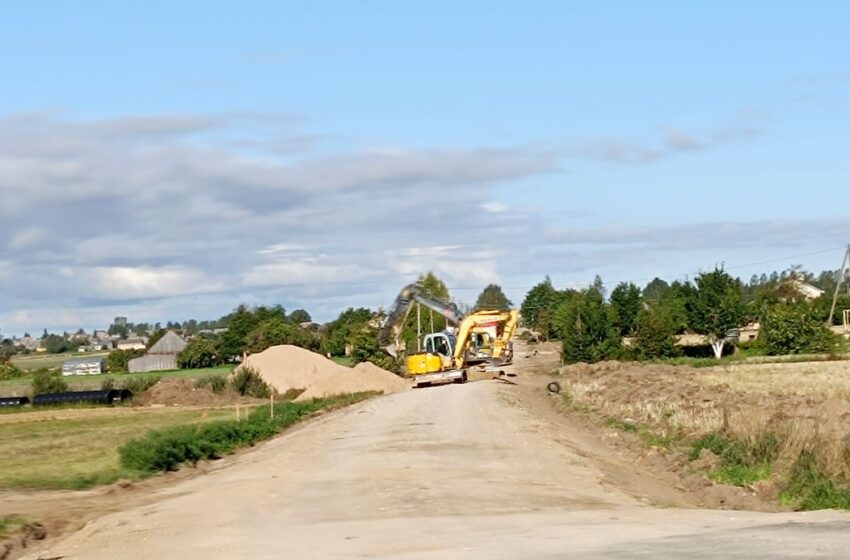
[379,282,520,387]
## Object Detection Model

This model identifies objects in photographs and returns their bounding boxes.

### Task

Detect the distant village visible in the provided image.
[8,316,228,355]
[5,316,230,377]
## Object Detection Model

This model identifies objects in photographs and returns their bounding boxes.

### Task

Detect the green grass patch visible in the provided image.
[782,450,850,510]
[0,407,239,490]
[0,515,27,539]
[604,417,638,433]
[712,463,772,486]
[120,393,374,474]
[331,356,356,367]
[0,365,233,390]
[688,432,780,487]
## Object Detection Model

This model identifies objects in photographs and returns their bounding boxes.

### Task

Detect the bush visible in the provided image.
[31,369,69,396]
[0,362,24,381]
[761,302,842,355]
[194,374,227,394]
[121,375,162,394]
[119,395,370,473]
[230,366,271,398]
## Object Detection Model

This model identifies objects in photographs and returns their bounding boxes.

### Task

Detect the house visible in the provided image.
[738,322,760,342]
[789,279,825,301]
[62,358,104,376]
[117,337,147,351]
[128,331,188,373]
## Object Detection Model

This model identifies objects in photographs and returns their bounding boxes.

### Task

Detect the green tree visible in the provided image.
[323,308,374,356]
[349,326,401,372]
[287,309,312,324]
[632,303,681,360]
[684,268,745,359]
[178,338,221,369]
[218,305,261,361]
[244,318,320,354]
[31,369,69,395]
[106,349,145,372]
[760,302,842,355]
[558,285,621,364]
[475,284,512,311]
[610,282,641,336]
[43,334,69,354]
[521,277,576,339]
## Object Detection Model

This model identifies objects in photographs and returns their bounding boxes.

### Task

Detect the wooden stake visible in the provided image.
[270,392,275,419]
[236,402,241,422]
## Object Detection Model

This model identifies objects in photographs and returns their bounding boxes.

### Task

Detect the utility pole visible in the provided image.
[827,244,850,326]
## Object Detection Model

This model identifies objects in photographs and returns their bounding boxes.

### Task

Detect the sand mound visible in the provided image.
[239,345,409,401]
[134,378,233,407]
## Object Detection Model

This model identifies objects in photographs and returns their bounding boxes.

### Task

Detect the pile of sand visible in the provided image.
[237,345,409,401]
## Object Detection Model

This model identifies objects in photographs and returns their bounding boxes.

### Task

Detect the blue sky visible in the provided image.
[1,2,848,334]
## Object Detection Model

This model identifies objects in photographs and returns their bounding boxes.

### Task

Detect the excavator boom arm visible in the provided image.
[379,283,464,357]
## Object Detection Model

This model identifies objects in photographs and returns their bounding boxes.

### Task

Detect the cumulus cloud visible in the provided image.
[0,112,556,332]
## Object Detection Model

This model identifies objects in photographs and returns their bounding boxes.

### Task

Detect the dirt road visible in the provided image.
[25,380,850,559]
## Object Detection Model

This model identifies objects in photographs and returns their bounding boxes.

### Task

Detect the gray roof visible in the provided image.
[148,330,187,355]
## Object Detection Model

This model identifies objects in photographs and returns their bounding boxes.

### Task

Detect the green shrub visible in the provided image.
[194,374,227,394]
[31,369,69,396]
[120,375,162,395]
[760,302,842,355]
[119,394,372,473]
[0,362,24,381]
[230,366,271,398]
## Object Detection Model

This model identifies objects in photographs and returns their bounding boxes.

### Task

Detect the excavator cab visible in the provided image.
[407,332,455,374]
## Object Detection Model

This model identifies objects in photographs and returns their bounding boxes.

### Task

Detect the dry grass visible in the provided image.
[560,360,850,499]
[696,360,850,400]
[0,406,243,490]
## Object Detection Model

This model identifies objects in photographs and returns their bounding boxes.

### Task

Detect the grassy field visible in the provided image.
[0,406,242,490]
[0,365,233,392]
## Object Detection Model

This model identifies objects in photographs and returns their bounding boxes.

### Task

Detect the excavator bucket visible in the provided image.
[383,343,399,358]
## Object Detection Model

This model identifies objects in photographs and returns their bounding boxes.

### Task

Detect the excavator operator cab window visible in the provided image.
[425,334,451,358]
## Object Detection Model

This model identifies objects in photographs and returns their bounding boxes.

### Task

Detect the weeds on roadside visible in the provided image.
[119,393,374,474]
[688,432,781,486]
